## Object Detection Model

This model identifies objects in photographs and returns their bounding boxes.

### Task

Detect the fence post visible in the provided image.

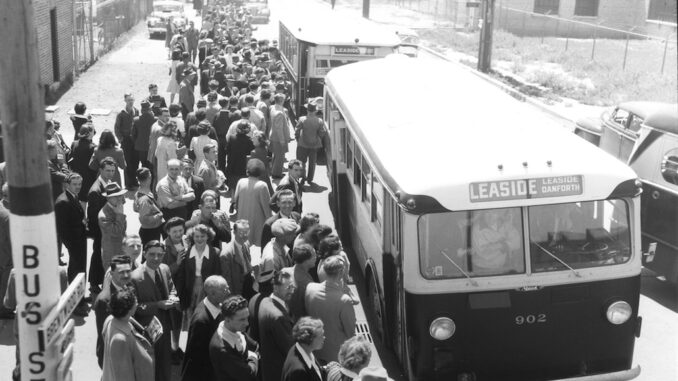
[661,36,669,74]
[622,31,630,70]
[453,0,458,28]
[591,23,598,60]
[521,11,526,37]
[565,22,572,51]
[503,4,509,30]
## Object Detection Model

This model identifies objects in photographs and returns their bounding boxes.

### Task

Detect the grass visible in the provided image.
[418,29,677,106]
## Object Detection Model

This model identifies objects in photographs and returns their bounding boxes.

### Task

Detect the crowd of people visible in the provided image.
[0,1,393,381]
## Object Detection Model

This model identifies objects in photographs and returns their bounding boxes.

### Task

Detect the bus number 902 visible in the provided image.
[515,314,547,325]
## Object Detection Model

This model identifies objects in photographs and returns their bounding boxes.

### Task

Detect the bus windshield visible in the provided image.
[418,200,632,279]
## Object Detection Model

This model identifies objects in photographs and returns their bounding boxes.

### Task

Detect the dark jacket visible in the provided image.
[208,329,259,381]
[87,177,108,237]
[281,345,325,381]
[213,110,231,137]
[54,190,86,244]
[185,175,205,214]
[132,112,157,152]
[219,240,255,299]
[94,283,121,368]
[48,159,70,200]
[225,133,254,177]
[258,297,295,381]
[68,138,97,202]
[181,300,222,381]
[175,245,221,311]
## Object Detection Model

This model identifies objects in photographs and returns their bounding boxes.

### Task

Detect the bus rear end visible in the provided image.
[403,181,642,381]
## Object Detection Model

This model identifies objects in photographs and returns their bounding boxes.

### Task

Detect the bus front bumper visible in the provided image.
[551,366,640,381]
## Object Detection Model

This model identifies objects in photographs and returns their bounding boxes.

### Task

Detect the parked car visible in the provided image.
[147,0,187,38]
[573,101,678,283]
[395,28,420,57]
[244,0,270,24]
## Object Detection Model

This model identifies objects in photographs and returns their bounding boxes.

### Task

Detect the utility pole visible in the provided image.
[0,1,82,380]
[477,0,496,73]
[363,0,370,18]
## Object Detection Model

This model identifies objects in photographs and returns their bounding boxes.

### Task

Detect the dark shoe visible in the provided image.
[171,348,185,365]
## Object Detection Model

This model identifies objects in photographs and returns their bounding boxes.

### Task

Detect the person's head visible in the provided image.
[167,159,181,180]
[124,93,134,108]
[204,275,230,306]
[171,49,182,61]
[74,102,87,115]
[109,287,137,319]
[246,158,265,177]
[271,218,299,246]
[143,240,166,270]
[306,103,317,114]
[259,89,271,102]
[164,217,186,243]
[311,224,333,248]
[110,255,133,287]
[98,129,117,150]
[99,157,117,181]
[45,120,56,137]
[122,234,143,263]
[221,295,249,332]
[182,51,190,62]
[197,121,211,136]
[159,107,170,123]
[338,336,372,374]
[64,173,83,196]
[196,100,208,112]
[103,183,126,207]
[239,108,250,119]
[319,235,343,259]
[136,167,152,187]
[199,190,218,214]
[203,143,217,162]
[298,212,320,237]
[252,130,267,149]
[236,119,251,135]
[272,270,295,302]
[287,159,303,181]
[293,317,325,351]
[218,98,229,108]
[189,20,195,28]
[148,84,158,96]
[187,224,215,247]
[273,93,285,105]
[322,255,345,280]
[244,95,255,107]
[275,189,296,216]
[233,219,250,245]
[207,91,218,103]
[180,158,194,178]
[77,124,94,140]
[0,184,8,203]
[160,120,177,137]
[228,95,239,108]
[292,243,316,271]
[169,103,182,118]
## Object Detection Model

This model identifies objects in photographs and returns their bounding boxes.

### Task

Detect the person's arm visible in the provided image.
[212,212,231,243]
[113,113,124,143]
[138,197,163,227]
[99,209,126,237]
[272,316,294,356]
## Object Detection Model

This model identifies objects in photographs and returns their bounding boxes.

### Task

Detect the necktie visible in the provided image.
[155,270,168,300]
[241,244,252,273]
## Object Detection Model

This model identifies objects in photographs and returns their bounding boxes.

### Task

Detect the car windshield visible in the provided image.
[154,4,182,12]
[418,200,631,279]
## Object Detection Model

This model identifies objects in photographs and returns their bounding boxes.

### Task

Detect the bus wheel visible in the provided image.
[367,273,386,345]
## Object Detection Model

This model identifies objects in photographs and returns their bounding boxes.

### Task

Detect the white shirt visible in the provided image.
[203,297,221,320]
[295,343,322,379]
[190,245,210,276]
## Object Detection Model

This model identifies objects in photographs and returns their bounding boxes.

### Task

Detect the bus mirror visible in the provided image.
[660,152,678,185]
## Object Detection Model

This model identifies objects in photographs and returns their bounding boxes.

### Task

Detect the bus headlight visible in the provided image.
[606,301,632,325]
[429,317,456,340]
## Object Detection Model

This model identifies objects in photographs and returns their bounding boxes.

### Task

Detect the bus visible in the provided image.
[278,12,402,115]
[324,55,643,381]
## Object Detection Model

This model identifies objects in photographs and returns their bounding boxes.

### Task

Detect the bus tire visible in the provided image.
[366,270,387,346]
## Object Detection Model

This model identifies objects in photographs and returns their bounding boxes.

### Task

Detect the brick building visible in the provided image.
[34,0,75,92]
[496,0,677,38]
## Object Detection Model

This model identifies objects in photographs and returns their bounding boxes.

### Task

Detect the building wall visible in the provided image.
[34,0,75,86]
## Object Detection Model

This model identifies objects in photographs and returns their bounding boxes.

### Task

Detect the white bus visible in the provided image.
[324,55,643,381]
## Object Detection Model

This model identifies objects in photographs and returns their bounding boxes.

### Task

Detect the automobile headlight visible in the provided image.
[606,301,632,325]
[429,317,455,340]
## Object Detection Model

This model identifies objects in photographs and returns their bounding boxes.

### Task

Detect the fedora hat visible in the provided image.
[103,183,126,198]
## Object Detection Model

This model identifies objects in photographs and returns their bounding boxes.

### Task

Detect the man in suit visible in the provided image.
[209,295,260,381]
[287,244,316,321]
[55,173,89,317]
[132,241,179,381]
[180,157,205,215]
[87,157,118,294]
[180,68,198,120]
[181,275,230,381]
[276,159,304,214]
[93,255,133,368]
[258,270,296,381]
[304,256,356,364]
[220,220,256,299]
[261,189,300,248]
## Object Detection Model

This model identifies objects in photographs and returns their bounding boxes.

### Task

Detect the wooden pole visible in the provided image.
[478,0,496,73]
[0,0,62,380]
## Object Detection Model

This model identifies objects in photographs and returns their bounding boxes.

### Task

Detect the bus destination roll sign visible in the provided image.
[470,175,583,202]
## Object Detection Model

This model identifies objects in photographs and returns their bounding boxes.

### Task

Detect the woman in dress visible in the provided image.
[69,124,97,207]
[231,158,272,246]
[167,49,181,103]
[189,121,216,175]
[225,120,254,192]
[174,224,221,330]
[155,121,186,181]
[89,129,126,186]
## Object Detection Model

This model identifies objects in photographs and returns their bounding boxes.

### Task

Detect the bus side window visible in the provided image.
[354,147,362,186]
[346,132,353,171]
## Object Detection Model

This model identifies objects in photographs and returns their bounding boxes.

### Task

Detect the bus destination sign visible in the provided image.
[333,46,375,56]
[469,175,583,202]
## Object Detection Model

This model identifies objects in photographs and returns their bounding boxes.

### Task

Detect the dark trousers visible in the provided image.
[139,226,163,246]
[296,146,318,182]
[217,136,227,172]
[122,137,138,188]
[64,237,88,283]
[181,104,191,121]
[88,232,104,288]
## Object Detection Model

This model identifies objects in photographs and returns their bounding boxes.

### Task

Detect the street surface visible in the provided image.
[0,0,675,380]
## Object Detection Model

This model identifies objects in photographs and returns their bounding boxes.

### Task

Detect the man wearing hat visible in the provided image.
[179,67,198,120]
[131,100,156,174]
[98,182,127,273]
[258,218,298,295]
[114,93,140,189]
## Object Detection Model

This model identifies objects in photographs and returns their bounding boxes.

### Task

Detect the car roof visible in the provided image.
[618,101,678,134]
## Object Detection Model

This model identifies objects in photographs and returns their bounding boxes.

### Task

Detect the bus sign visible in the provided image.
[469,175,583,202]
[333,46,376,56]
[37,273,86,350]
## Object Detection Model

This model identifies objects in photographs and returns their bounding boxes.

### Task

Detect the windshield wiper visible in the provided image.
[534,242,581,277]
[440,249,478,286]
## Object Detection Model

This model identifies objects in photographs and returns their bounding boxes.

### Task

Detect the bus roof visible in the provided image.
[325,56,639,212]
[279,12,402,47]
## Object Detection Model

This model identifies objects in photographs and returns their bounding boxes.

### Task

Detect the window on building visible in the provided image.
[534,0,559,15]
[574,0,599,17]
[648,0,678,23]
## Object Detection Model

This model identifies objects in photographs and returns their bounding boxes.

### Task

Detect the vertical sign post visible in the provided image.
[0,0,63,379]
[477,0,496,73]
